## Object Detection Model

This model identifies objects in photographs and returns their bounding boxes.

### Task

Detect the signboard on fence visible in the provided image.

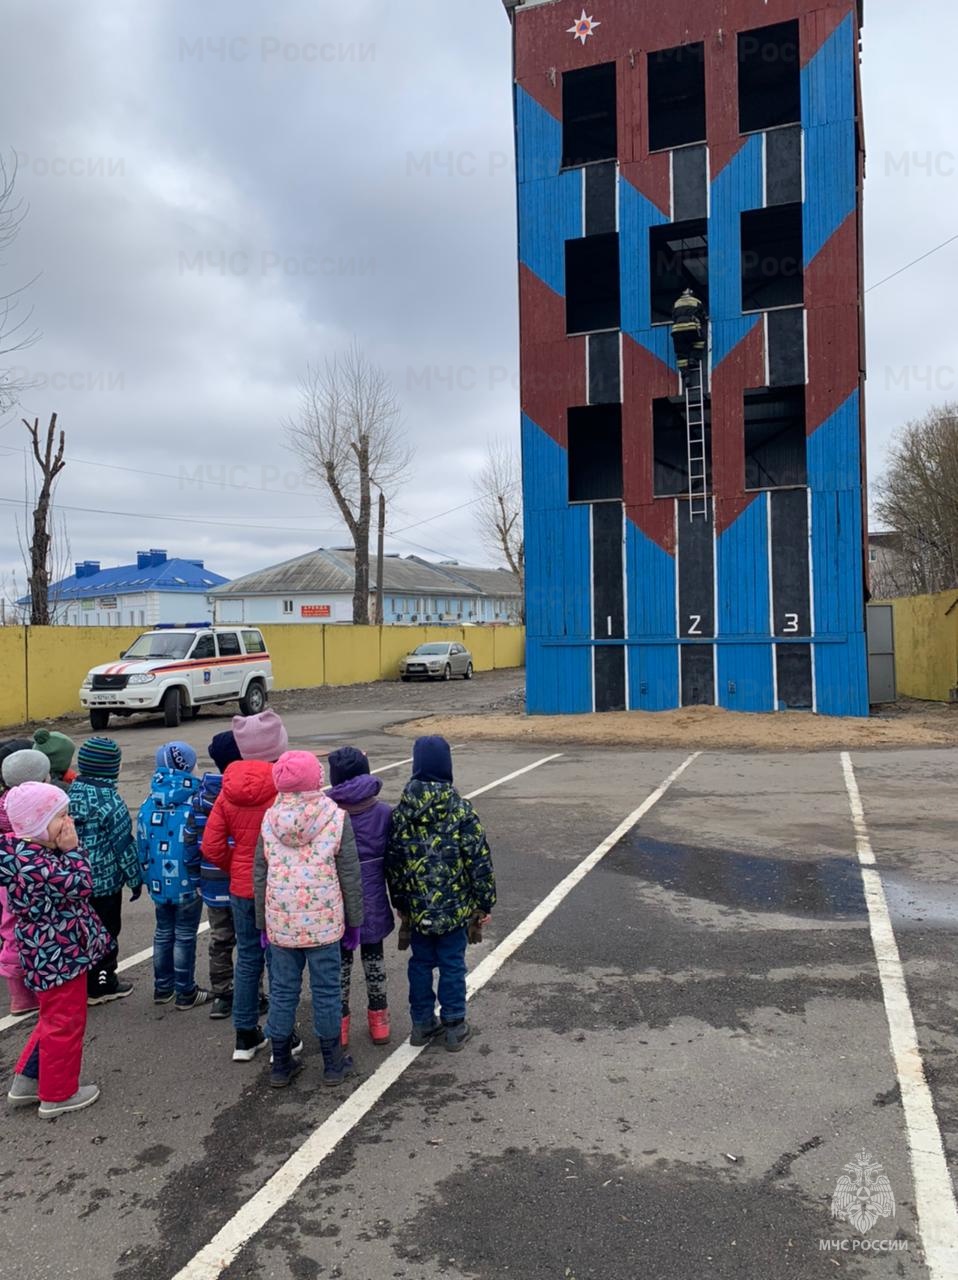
[301,605,332,619]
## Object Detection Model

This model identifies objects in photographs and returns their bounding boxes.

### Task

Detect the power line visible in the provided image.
[866,233,958,294]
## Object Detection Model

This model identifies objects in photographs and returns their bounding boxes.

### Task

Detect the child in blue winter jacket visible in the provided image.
[138,742,208,1010]
[182,730,244,1020]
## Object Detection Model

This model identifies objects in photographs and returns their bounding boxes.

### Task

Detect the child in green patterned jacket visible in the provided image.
[69,738,142,1005]
[384,736,495,1053]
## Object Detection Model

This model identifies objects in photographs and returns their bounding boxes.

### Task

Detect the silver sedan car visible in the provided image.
[399,642,474,682]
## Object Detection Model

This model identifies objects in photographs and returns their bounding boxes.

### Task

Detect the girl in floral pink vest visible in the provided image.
[258,752,364,1089]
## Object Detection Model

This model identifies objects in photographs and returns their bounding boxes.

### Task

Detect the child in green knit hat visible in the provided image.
[32,729,77,793]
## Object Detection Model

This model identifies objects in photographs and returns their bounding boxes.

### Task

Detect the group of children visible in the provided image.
[0,709,496,1114]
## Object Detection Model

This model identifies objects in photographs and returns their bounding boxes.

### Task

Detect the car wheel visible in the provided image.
[89,709,110,731]
[463,662,473,680]
[401,675,410,683]
[442,664,452,682]
[239,680,266,716]
[163,688,182,728]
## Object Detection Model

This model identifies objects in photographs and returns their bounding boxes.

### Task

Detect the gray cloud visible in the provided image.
[0,1,952,596]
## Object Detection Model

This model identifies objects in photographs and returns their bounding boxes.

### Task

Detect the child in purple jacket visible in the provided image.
[327,747,394,1047]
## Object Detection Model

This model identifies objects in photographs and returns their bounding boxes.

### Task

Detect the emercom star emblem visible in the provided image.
[568,10,600,45]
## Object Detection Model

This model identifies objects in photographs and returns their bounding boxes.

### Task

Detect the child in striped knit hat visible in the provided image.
[69,738,142,1006]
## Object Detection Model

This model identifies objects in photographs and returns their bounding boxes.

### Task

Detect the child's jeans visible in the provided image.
[153,897,204,999]
[266,941,341,1043]
[231,894,265,1031]
[16,973,88,1102]
[408,926,468,1026]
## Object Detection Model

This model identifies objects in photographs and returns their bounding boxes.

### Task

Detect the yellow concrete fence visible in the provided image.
[0,624,526,729]
[880,591,958,703]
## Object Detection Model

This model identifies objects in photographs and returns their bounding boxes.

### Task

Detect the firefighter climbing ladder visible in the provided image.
[684,361,709,521]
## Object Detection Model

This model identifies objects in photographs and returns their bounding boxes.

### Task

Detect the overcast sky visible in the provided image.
[0,1,954,590]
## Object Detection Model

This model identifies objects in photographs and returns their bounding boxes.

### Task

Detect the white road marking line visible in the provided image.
[172,750,700,1280]
[372,744,467,776]
[841,752,958,1279]
[464,753,563,799]
[0,922,211,1036]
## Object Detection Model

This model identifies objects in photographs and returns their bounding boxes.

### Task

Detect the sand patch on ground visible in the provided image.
[388,703,958,752]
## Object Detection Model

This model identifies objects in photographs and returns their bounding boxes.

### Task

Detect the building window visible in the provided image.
[869,548,878,563]
[648,42,706,153]
[565,233,621,335]
[649,219,708,325]
[741,204,804,312]
[738,20,801,135]
[139,610,145,626]
[562,62,618,168]
[744,387,807,490]
[568,404,623,503]
[653,396,712,498]
[282,599,294,615]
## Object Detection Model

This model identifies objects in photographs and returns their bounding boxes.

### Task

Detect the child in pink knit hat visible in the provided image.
[1,782,112,1117]
[253,752,364,1088]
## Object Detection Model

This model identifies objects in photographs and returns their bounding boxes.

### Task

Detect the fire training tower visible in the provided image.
[503,0,868,715]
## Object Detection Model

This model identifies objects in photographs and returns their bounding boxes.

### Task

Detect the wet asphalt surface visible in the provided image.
[0,675,955,1278]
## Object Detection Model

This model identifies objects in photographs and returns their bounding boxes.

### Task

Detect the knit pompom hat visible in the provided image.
[1,749,52,788]
[6,781,70,841]
[32,728,76,776]
[155,741,198,773]
[232,708,289,763]
[208,730,242,773]
[327,746,370,786]
[412,735,453,784]
[272,751,324,793]
[77,737,122,781]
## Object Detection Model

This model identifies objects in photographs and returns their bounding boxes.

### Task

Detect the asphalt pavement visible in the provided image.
[0,677,955,1278]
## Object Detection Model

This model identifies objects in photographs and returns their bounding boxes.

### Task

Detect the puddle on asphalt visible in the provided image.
[617,836,867,919]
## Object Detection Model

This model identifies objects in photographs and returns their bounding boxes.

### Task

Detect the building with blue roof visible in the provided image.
[18,549,230,627]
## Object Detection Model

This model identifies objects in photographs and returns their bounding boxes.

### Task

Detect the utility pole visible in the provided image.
[375,489,386,626]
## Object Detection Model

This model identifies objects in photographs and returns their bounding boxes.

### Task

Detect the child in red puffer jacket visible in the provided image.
[202,708,288,1063]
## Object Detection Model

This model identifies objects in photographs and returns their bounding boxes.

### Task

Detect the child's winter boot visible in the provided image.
[269,1037,304,1089]
[367,1008,390,1045]
[409,1016,443,1047]
[5,974,39,1018]
[444,1020,472,1053]
[320,1036,354,1087]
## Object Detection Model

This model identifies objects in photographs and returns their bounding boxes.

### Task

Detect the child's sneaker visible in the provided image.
[320,1036,354,1087]
[444,1020,472,1053]
[233,1027,267,1062]
[410,1017,443,1047]
[38,1084,100,1118]
[209,994,233,1020]
[175,987,210,1011]
[153,989,175,1005]
[367,1008,390,1045]
[6,1073,39,1108]
[88,978,134,1006]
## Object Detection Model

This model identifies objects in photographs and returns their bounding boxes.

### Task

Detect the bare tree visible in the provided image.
[474,437,524,612]
[285,343,411,624]
[873,403,958,596]
[21,412,66,625]
[0,153,40,413]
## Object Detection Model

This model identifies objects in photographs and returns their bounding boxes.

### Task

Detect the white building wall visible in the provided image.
[59,592,212,628]
[211,593,354,625]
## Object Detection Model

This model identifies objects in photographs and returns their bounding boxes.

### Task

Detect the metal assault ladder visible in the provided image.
[683,360,709,521]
